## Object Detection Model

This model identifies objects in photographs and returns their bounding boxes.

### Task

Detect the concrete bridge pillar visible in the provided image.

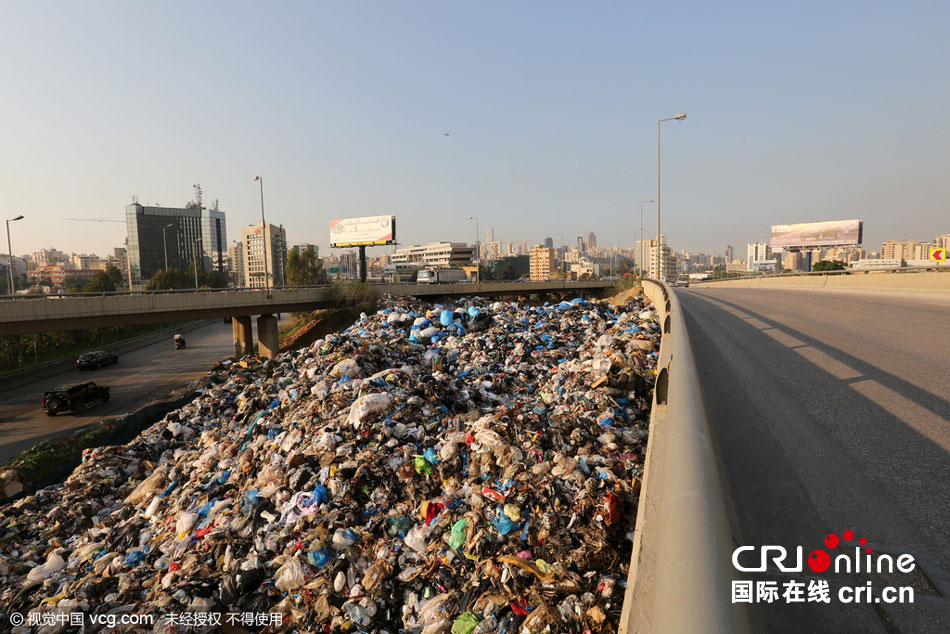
[257,314,279,359]
[232,316,253,357]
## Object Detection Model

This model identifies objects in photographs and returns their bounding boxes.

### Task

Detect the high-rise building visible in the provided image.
[125,202,227,287]
[649,235,676,280]
[543,237,554,249]
[587,232,597,250]
[529,246,556,281]
[935,234,950,250]
[747,242,770,271]
[228,242,245,287]
[242,223,288,288]
[725,245,735,263]
[486,227,494,244]
[577,236,585,253]
[113,247,129,287]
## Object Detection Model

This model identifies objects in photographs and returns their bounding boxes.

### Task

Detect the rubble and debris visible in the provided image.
[0,293,661,633]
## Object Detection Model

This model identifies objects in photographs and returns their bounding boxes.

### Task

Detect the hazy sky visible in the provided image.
[1,1,947,258]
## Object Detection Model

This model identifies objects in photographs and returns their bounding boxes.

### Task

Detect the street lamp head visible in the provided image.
[10,215,24,221]
[165,224,173,228]
[674,113,687,120]
[253,175,261,182]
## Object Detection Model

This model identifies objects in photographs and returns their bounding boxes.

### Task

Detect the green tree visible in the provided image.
[83,271,116,292]
[286,248,322,286]
[106,264,124,289]
[501,260,518,280]
[812,260,846,272]
[63,276,89,293]
[616,258,636,275]
[477,264,495,281]
[147,268,193,290]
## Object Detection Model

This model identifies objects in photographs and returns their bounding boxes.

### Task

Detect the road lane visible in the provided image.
[0,320,236,465]
[679,287,950,633]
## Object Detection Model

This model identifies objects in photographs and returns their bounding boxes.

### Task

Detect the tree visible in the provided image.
[147,268,193,290]
[286,248,323,286]
[616,258,636,275]
[105,264,124,289]
[63,276,89,293]
[478,264,495,281]
[812,260,846,272]
[500,261,518,280]
[84,270,117,292]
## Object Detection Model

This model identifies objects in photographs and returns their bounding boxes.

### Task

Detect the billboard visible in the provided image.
[769,219,863,249]
[329,215,396,247]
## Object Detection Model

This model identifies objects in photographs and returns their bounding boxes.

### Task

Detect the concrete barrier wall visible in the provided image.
[619,281,750,634]
[696,270,950,296]
[0,281,610,335]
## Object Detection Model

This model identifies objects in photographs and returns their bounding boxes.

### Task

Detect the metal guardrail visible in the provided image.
[694,264,949,284]
[619,279,749,634]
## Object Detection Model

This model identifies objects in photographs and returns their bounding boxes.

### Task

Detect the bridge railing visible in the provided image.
[693,264,949,283]
[619,279,750,634]
[0,279,609,301]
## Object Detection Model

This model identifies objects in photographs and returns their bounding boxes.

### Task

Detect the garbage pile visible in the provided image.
[0,293,661,633]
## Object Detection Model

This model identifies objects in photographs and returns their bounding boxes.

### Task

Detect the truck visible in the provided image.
[417,268,468,284]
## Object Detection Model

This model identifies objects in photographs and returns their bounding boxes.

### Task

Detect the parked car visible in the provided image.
[76,350,119,370]
[42,382,110,416]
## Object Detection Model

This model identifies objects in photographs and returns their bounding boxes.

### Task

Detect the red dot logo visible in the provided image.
[808,549,831,573]
[842,529,854,541]
[824,534,839,549]
[858,537,867,546]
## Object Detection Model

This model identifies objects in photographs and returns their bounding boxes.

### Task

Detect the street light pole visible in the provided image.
[467,216,479,283]
[5,215,24,295]
[162,224,173,271]
[640,199,654,276]
[194,238,201,291]
[253,176,270,293]
[657,113,687,280]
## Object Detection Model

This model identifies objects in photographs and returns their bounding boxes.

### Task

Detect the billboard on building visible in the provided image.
[329,215,396,247]
[769,219,863,249]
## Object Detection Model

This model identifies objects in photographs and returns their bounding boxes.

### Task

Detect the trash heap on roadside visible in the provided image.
[0,293,661,634]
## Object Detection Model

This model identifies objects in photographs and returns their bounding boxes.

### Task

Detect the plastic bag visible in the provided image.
[274,556,306,591]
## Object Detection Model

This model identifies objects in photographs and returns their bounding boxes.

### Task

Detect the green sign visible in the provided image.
[329,267,340,273]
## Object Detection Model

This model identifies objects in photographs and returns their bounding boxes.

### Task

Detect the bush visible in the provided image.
[610,273,641,295]
[326,281,379,313]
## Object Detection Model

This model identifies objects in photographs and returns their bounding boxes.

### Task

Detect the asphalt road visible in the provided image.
[0,320,237,466]
[679,287,950,633]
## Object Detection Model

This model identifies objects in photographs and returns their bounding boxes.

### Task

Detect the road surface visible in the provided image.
[0,320,236,466]
[680,287,950,633]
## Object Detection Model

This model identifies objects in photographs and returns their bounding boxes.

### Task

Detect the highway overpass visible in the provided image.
[0,280,609,357]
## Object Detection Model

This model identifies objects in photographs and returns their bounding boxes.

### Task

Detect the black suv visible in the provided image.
[77,350,119,370]
[42,383,110,416]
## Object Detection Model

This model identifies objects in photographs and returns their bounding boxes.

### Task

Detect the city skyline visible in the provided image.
[2,2,948,259]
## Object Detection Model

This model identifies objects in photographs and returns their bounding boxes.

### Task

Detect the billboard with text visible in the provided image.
[329,215,396,247]
[769,219,863,249]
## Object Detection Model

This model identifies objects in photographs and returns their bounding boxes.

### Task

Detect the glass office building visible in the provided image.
[125,203,227,287]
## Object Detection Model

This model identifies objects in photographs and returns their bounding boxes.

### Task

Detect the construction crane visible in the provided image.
[64,218,125,223]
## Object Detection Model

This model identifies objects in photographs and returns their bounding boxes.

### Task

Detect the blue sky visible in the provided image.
[1,1,947,258]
